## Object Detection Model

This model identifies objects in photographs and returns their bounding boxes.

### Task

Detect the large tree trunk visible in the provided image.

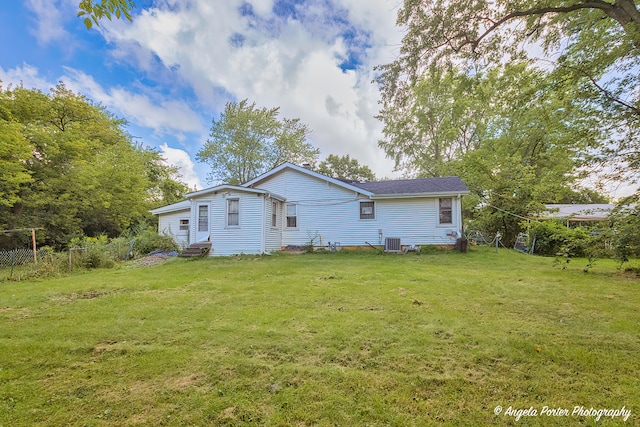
[607,0,640,50]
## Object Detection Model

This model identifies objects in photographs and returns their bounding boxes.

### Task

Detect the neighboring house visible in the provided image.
[150,162,469,256]
[542,204,615,226]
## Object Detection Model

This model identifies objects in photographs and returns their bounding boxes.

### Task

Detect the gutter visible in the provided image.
[370,191,470,200]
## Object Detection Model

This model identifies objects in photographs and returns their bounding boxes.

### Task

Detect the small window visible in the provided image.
[179,219,189,231]
[271,201,277,227]
[439,198,453,224]
[360,201,375,220]
[227,198,239,227]
[198,205,208,232]
[286,204,297,228]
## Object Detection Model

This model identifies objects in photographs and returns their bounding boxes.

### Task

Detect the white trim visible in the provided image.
[438,197,454,226]
[186,184,285,200]
[226,198,240,228]
[271,200,278,228]
[149,200,190,215]
[285,203,298,229]
[195,202,210,243]
[243,162,375,197]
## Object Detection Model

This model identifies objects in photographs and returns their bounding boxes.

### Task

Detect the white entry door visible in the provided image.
[195,203,210,242]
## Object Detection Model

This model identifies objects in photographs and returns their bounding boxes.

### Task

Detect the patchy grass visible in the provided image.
[0,247,638,426]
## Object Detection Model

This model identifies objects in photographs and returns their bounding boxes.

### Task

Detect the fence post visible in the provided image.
[10,249,15,279]
[32,229,37,264]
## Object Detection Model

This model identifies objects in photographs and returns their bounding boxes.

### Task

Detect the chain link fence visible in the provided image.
[0,249,50,268]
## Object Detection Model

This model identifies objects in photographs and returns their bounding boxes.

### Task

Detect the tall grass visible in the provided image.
[0,248,638,426]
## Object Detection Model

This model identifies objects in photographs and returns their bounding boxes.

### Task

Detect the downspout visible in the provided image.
[457,193,463,237]
[190,199,195,245]
[261,194,267,254]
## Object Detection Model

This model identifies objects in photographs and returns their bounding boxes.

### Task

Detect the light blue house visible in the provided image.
[151,162,469,255]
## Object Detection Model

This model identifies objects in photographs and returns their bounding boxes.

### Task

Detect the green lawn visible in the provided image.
[1,248,638,426]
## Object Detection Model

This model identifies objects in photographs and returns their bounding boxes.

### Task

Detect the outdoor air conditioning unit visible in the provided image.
[384,237,401,253]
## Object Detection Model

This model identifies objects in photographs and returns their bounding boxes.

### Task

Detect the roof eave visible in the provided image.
[185,184,270,199]
[243,162,375,197]
[371,190,470,199]
[150,208,189,215]
[149,203,191,215]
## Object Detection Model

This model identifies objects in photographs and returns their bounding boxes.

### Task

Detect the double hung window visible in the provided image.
[439,198,453,224]
[360,201,375,220]
[286,204,297,228]
[227,199,239,227]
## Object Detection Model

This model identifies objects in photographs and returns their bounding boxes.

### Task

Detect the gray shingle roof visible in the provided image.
[343,176,469,195]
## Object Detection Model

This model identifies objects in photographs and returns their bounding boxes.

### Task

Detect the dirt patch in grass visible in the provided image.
[125,406,166,426]
[128,252,179,268]
[50,289,124,302]
[0,306,32,320]
[92,340,127,355]
[130,255,170,267]
[164,373,208,391]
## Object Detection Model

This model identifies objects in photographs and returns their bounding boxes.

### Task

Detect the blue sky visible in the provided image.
[1,0,404,189]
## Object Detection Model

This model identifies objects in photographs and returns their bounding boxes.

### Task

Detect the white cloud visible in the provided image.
[24,0,71,44]
[62,67,205,136]
[0,64,53,91]
[101,0,403,179]
[160,143,203,190]
[0,64,208,188]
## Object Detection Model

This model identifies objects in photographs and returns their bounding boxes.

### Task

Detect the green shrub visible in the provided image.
[609,205,640,263]
[529,221,612,259]
[68,235,117,269]
[83,249,115,269]
[528,221,568,256]
[104,236,133,261]
[132,229,178,255]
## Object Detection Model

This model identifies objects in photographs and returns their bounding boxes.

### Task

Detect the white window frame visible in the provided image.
[179,219,189,231]
[197,205,208,232]
[271,201,278,228]
[360,201,375,220]
[226,198,239,227]
[286,203,297,228]
[439,198,453,225]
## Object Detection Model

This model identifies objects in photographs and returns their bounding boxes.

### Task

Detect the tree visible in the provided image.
[78,0,135,29]
[457,64,608,244]
[376,1,639,186]
[144,150,193,207]
[0,121,32,208]
[378,65,486,177]
[0,83,189,249]
[378,1,639,92]
[607,198,640,262]
[316,154,376,181]
[379,62,608,244]
[197,99,319,185]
